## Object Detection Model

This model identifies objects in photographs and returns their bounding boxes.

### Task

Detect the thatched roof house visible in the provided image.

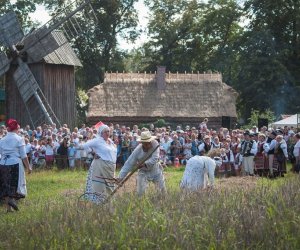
[87,68,238,128]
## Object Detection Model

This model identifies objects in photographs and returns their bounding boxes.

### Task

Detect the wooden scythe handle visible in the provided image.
[108,144,160,199]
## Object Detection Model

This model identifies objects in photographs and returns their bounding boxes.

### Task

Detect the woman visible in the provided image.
[0,119,31,212]
[79,122,117,204]
[180,149,222,191]
[274,135,288,177]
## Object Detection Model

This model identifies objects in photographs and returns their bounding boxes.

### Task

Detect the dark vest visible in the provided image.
[204,143,212,153]
[241,140,254,156]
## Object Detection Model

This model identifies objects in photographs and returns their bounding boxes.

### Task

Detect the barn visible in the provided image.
[4,31,82,129]
[86,67,238,129]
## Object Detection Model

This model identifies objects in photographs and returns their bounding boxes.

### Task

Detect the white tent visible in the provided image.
[272,114,299,128]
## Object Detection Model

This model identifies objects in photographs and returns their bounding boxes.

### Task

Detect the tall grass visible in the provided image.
[1,170,300,249]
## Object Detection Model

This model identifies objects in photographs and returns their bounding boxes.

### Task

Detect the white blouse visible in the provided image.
[82,136,117,163]
[0,132,27,165]
[180,155,216,191]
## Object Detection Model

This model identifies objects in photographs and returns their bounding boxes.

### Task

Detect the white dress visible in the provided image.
[180,156,216,191]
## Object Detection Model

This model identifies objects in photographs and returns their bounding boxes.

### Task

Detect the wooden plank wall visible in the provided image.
[42,64,76,129]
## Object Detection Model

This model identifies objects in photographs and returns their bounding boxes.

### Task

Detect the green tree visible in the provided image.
[0,0,43,30]
[246,109,275,128]
[42,0,139,88]
[232,0,300,119]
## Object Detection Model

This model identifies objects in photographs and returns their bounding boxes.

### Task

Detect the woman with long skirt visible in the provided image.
[0,119,31,212]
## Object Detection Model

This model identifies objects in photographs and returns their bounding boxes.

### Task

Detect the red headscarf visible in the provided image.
[6,118,20,132]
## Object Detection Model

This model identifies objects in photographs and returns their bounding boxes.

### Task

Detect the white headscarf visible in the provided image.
[98,124,109,136]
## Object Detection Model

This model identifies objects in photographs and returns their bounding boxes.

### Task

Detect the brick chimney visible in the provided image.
[156,66,166,90]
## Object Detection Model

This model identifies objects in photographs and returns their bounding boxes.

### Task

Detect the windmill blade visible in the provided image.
[13,59,54,125]
[0,52,10,77]
[20,0,97,58]
[22,28,68,62]
[0,11,24,48]
[13,59,39,102]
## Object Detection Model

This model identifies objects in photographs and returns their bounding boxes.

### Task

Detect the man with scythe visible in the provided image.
[118,130,167,196]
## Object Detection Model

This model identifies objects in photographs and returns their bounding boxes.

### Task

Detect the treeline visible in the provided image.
[1,0,300,121]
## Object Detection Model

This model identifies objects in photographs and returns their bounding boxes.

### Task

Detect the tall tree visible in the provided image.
[0,0,43,29]
[42,0,139,88]
[234,0,300,118]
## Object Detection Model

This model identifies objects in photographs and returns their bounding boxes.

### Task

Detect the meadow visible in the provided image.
[1,167,300,249]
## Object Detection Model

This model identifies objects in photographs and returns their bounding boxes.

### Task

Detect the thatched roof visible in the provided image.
[87,72,237,122]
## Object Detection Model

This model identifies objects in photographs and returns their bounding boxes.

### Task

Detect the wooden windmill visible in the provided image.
[0,0,97,128]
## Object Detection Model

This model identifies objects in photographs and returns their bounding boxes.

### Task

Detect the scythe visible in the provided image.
[78,144,160,204]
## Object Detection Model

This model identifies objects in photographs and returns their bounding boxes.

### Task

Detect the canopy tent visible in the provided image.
[271,114,299,128]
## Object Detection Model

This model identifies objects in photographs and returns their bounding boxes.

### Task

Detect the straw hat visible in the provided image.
[137,131,157,142]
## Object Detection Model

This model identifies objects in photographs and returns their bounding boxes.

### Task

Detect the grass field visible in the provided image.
[1,166,300,249]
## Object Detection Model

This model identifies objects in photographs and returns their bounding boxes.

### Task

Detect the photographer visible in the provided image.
[56,136,69,169]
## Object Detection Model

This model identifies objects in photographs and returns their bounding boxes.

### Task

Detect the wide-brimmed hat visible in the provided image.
[137,131,157,142]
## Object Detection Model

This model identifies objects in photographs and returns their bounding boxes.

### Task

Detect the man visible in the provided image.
[238,131,257,176]
[198,135,212,155]
[118,130,166,196]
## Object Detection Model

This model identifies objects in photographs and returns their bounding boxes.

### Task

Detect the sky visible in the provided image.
[29,0,149,50]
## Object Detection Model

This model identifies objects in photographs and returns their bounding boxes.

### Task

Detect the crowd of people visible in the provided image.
[1,117,300,210]
[0,118,298,177]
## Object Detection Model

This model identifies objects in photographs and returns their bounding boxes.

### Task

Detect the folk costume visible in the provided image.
[0,119,31,212]
[81,123,117,204]
[198,136,212,156]
[238,132,257,175]
[254,136,269,175]
[267,132,277,176]
[180,155,222,191]
[274,138,288,176]
[119,131,166,196]
[218,152,229,177]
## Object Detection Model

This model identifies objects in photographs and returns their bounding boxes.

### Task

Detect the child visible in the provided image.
[45,137,55,169]
[68,143,77,170]
[234,149,243,176]
[218,148,229,178]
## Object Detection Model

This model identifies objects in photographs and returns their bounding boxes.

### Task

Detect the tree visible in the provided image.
[41,0,140,88]
[246,109,275,128]
[0,0,43,30]
[232,0,300,119]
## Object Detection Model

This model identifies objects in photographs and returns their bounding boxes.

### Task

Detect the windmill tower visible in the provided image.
[0,0,97,128]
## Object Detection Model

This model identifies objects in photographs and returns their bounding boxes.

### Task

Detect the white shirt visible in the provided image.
[237,140,258,156]
[180,156,216,190]
[119,140,160,179]
[0,132,27,165]
[268,139,276,153]
[161,140,171,154]
[45,144,54,156]
[25,143,32,154]
[276,140,288,158]
[82,136,117,162]
[293,140,300,158]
